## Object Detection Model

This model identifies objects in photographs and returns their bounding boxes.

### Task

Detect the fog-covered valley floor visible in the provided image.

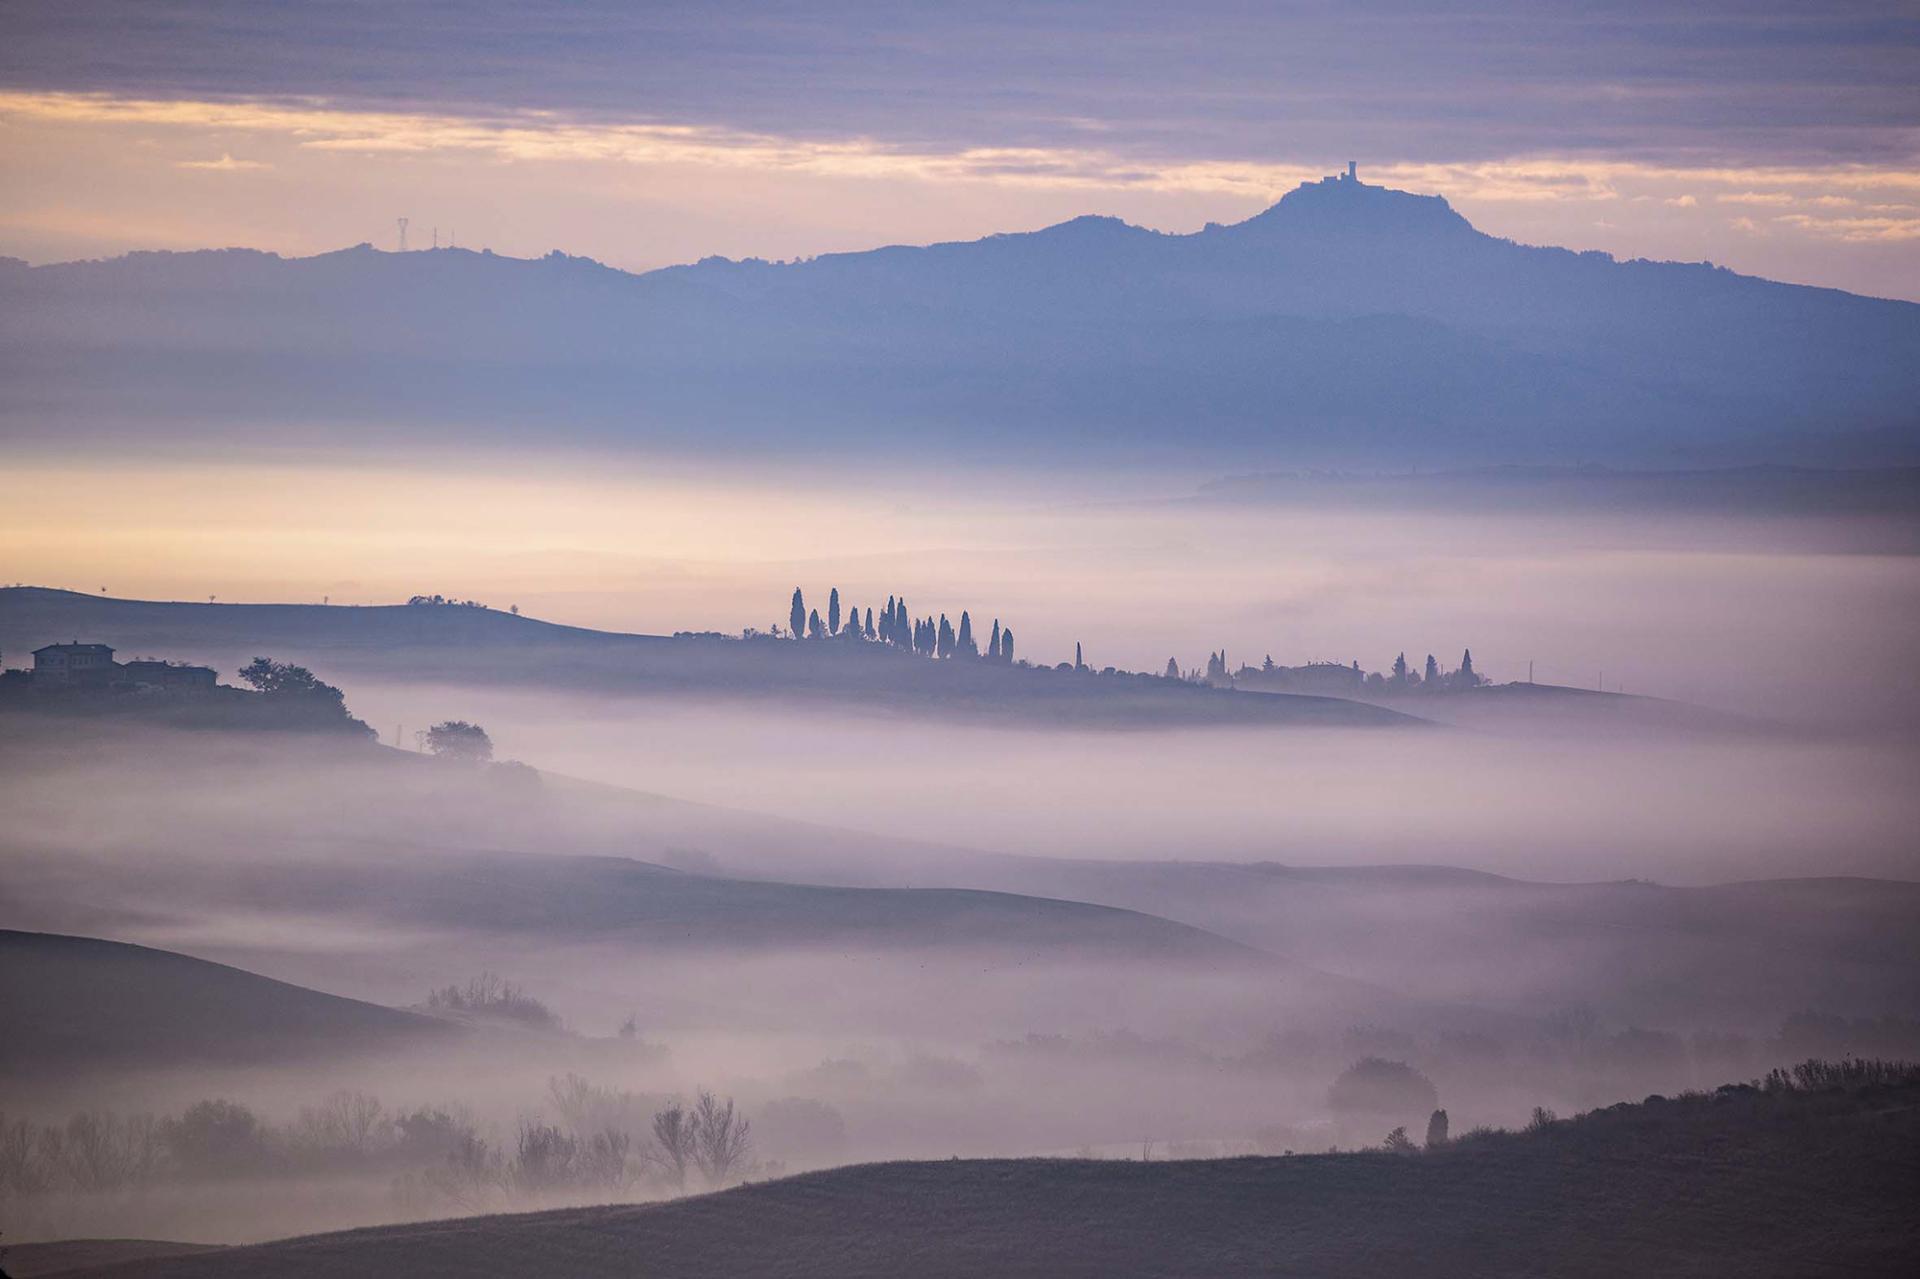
[2,466,1917,1252]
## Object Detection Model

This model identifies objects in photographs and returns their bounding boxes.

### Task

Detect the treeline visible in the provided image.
[0,1076,772,1211]
[1178,648,1488,692]
[780,587,1016,662]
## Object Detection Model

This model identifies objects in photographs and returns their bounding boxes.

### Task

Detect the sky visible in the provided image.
[2,1,1919,298]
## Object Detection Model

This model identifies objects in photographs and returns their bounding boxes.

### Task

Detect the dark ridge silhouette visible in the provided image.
[42,1076,1920,1278]
[0,931,453,1075]
[4,175,1914,464]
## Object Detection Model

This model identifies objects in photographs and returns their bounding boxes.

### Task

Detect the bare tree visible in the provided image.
[651,1101,695,1194]
[690,1091,752,1188]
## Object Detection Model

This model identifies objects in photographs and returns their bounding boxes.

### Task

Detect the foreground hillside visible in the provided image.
[0,587,1419,729]
[0,931,450,1075]
[55,1076,1920,1278]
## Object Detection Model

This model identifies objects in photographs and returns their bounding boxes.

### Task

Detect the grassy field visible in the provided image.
[50,1076,1920,1278]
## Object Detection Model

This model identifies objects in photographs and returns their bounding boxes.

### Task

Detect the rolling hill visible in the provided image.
[46,1076,1920,1278]
[4,174,1915,465]
[0,930,453,1076]
[0,587,1422,730]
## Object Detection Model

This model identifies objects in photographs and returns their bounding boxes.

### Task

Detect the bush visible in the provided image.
[1762,1057,1920,1093]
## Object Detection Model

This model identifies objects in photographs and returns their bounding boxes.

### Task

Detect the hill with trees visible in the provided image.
[0,588,1420,730]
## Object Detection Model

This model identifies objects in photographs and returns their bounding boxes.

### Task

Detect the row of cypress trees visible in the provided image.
[785,588,1014,663]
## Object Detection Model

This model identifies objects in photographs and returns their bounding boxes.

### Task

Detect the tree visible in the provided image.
[1382,1126,1419,1155]
[937,614,955,658]
[828,588,841,636]
[864,607,876,640]
[651,1102,696,1194]
[957,611,976,658]
[1165,657,1180,679]
[1457,648,1479,688]
[807,608,825,639]
[988,620,1002,660]
[1328,1058,1440,1132]
[1425,1108,1449,1149]
[163,1100,268,1176]
[1074,642,1085,672]
[425,721,493,762]
[789,589,805,640]
[236,657,343,706]
[689,1091,751,1188]
[1425,654,1440,685]
[1001,628,1014,664]
[1392,652,1409,686]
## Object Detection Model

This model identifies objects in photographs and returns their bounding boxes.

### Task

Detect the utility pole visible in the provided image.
[397,217,410,252]
[1528,659,1534,684]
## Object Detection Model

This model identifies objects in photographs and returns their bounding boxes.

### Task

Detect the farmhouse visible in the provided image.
[30,643,217,691]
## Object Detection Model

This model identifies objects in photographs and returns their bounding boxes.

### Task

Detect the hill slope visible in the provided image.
[0,930,451,1075]
[56,1079,1920,1278]
[0,587,1421,730]
[4,176,1914,464]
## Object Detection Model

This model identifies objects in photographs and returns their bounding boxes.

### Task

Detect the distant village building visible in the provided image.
[120,659,219,690]
[32,642,118,683]
[28,643,216,691]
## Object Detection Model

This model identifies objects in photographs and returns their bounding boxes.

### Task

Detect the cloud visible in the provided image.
[175,152,269,172]
[1775,213,1920,243]
[9,91,1919,212]
[1666,194,1697,208]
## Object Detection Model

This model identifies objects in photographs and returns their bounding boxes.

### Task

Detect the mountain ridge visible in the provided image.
[3,175,1915,464]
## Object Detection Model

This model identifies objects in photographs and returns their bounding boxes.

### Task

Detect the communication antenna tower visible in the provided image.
[397,217,410,252]
[433,226,439,250]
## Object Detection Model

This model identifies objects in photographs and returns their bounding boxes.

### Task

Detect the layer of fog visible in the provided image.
[4,719,1916,1246]
[6,454,1917,729]
[339,687,1920,886]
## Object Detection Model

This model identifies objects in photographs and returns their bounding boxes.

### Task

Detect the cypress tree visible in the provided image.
[988,620,1001,660]
[828,588,841,636]
[937,614,955,658]
[1459,649,1476,685]
[807,608,824,640]
[864,607,876,639]
[957,610,977,658]
[1392,652,1408,685]
[1165,657,1179,679]
[789,588,805,640]
[1425,654,1440,684]
[1075,642,1085,671]
[1001,628,1014,663]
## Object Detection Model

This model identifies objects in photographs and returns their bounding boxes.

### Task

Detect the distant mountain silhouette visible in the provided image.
[4,174,1916,463]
